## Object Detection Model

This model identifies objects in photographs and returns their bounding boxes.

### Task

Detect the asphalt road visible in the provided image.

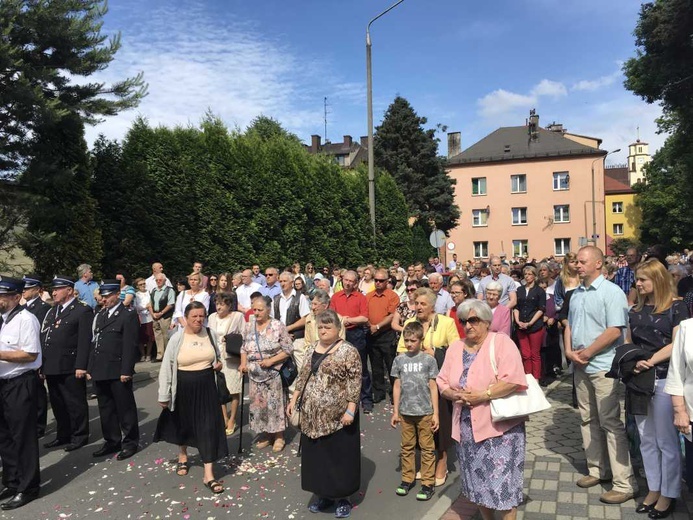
[3,374,459,520]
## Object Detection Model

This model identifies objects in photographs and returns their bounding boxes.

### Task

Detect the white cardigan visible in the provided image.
[664,318,693,418]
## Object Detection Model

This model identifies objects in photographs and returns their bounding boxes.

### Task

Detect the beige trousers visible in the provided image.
[574,369,637,494]
[289,337,307,393]
[152,317,171,360]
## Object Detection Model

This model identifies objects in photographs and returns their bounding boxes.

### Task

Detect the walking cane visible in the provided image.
[238,372,245,454]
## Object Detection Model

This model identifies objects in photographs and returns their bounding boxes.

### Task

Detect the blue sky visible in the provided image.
[88,0,661,165]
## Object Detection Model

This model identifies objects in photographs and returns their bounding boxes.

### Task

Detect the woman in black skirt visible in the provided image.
[287,310,362,518]
[154,301,228,494]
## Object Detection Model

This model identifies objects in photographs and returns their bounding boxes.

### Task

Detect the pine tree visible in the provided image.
[0,0,146,175]
[19,112,103,277]
[374,96,460,232]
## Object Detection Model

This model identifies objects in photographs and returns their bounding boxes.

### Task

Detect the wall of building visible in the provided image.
[605,192,641,252]
[446,156,606,260]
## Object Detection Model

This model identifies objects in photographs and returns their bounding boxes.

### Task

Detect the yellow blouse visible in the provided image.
[397,314,460,353]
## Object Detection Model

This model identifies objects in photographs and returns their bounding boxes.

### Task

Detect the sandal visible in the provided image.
[204,479,224,494]
[176,461,189,476]
[225,424,236,436]
[256,439,271,449]
[272,438,286,452]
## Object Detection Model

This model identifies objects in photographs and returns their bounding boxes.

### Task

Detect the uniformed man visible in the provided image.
[22,275,51,438]
[88,279,140,460]
[0,275,42,510]
[41,275,93,451]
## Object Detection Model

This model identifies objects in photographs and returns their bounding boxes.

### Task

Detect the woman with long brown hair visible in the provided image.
[629,258,689,516]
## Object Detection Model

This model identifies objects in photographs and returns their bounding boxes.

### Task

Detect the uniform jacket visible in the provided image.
[87,304,139,380]
[26,297,51,326]
[40,299,93,375]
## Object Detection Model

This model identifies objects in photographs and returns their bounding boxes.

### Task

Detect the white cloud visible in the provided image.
[572,70,622,92]
[476,79,566,119]
[83,2,364,147]
[477,89,536,118]
[531,79,568,98]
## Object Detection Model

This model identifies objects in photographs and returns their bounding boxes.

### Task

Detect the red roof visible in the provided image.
[604,167,634,194]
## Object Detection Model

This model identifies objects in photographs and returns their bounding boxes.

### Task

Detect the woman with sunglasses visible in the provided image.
[449,280,476,337]
[206,274,218,314]
[392,280,421,333]
[397,287,460,486]
[437,299,527,520]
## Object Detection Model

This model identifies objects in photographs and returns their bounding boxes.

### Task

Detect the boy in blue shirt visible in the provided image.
[390,321,439,501]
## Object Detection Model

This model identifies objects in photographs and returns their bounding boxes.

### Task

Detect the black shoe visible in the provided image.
[373,395,385,404]
[64,443,87,452]
[363,407,372,415]
[88,393,98,400]
[0,488,16,501]
[116,448,137,461]
[648,499,676,519]
[636,502,655,513]
[1,490,39,510]
[44,438,69,449]
[92,444,120,457]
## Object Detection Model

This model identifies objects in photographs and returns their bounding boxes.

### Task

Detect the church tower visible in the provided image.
[628,136,651,185]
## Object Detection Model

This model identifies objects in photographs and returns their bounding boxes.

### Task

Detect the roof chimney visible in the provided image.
[343,135,352,148]
[311,134,321,154]
[360,136,368,148]
[447,132,461,158]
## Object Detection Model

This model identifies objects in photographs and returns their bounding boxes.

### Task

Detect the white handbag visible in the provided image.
[487,333,551,422]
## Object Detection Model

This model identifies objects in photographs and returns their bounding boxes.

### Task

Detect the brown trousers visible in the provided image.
[400,414,436,486]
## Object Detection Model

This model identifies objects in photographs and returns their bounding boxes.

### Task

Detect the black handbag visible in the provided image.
[224,332,243,358]
[206,328,233,404]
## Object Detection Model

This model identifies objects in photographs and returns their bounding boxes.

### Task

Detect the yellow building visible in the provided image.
[604,166,641,254]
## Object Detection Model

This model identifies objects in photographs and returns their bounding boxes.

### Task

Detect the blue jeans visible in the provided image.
[345,327,372,410]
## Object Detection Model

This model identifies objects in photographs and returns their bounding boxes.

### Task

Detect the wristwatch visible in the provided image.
[486,388,492,401]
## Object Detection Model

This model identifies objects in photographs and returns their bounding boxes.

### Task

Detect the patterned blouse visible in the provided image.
[241,317,293,383]
[294,341,362,439]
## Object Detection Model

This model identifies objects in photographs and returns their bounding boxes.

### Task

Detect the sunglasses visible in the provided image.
[209,278,217,281]
[374,278,388,283]
[460,316,482,326]
[406,288,417,293]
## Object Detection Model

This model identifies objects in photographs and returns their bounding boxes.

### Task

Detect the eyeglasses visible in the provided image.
[460,316,482,326]
[406,288,417,293]
[374,278,388,283]
[265,273,275,277]
[209,278,217,281]
[450,291,463,296]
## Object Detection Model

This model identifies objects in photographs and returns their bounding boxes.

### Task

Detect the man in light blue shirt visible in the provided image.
[260,267,281,299]
[428,273,454,315]
[74,264,99,309]
[566,246,637,504]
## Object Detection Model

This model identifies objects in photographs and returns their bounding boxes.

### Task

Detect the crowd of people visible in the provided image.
[1,246,693,518]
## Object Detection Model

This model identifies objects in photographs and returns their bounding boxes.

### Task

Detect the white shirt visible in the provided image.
[145,274,172,293]
[172,291,210,326]
[0,307,42,378]
[272,290,310,323]
[60,297,76,314]
[135,291,153,324]
[448,260,457,271]
[665,319,693,423]
[236,282,261,310]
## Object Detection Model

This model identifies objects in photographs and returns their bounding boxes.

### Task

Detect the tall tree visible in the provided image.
[623,0,693,248]
[0,0,146,175]
[374,96,460,232]
[19,112,103,277]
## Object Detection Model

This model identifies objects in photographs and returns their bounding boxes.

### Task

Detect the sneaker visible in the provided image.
[416,485,435,501]
[334,499,352,518]
[396,481,415,496]
[308,497,334,513]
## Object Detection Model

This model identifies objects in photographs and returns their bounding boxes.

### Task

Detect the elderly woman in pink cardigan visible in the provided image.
[485,280,512,336]
[437,299,527,520]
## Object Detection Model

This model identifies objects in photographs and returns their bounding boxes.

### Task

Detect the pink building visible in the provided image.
[446,120,607,261]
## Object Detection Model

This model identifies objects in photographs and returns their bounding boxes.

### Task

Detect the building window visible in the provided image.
[553,205,570,223]
[512,207,527,225]
[473,241,488,258]
[472,177,487,196]
[472,209,488,227]
[613,223,624,235]
[511,174,526,193]
[638,146,642,153]
[555,238,571,256]
[512,240,528,257]
[553,171,569,190]
[612,201,623,213]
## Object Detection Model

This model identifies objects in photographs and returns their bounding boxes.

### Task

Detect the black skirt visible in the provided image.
[435,396,453,451]
[153,368,228,463]
[301,413,361,500]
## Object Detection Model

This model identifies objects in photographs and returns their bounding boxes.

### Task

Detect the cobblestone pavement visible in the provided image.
[440,376,693,520]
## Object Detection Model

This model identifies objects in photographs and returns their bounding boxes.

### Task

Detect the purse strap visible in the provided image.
[487,332,498,378]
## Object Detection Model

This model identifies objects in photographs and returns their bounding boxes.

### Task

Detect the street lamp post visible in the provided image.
[367,0,404,248]
[591,148,621,247]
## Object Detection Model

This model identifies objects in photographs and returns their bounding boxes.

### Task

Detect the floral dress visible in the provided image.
[241,318,294,434]
[457,350,525,510]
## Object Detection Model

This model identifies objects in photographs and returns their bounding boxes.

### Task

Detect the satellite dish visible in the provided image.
[429,230,446,249]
